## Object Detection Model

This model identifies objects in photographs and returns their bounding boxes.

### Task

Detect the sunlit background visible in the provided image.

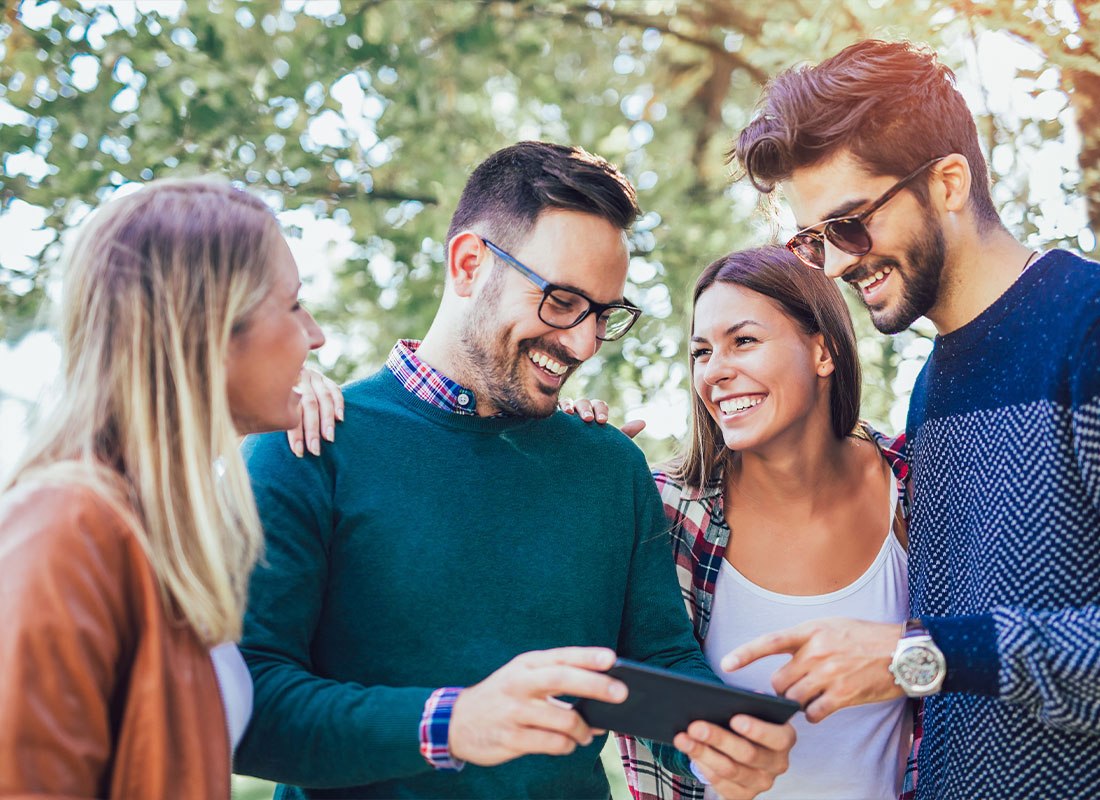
[2,1,1097,796]
[2,0,1096,479]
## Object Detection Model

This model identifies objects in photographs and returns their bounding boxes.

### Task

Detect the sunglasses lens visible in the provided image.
[787,233,826,269]
[826,218,872,255]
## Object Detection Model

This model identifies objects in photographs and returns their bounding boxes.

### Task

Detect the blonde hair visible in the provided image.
[9,178,279,644]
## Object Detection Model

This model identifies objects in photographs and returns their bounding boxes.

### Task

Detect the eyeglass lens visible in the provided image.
[539,288,635,341]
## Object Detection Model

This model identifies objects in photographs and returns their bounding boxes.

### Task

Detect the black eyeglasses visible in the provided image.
[481,238,642,341]
[786,157,947,270]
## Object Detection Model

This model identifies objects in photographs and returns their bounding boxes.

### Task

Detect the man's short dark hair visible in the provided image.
[446,141,639,252]
[731,39,1000,226]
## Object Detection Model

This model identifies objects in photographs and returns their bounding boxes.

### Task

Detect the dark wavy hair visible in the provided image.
[731,39,999,226]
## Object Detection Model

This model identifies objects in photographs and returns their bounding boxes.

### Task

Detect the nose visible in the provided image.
[555,312,601,363]
[303,309,326,351]
[702,351,735,387]
[822,239,862,281]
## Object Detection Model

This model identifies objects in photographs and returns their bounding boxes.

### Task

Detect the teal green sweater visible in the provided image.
[235,369,715,799]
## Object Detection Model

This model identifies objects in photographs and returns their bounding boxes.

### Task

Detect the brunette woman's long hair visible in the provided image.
[669,245,862,490]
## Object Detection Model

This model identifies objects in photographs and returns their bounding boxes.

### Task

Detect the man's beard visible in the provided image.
[459,285,575,418]
[849,212,946,335]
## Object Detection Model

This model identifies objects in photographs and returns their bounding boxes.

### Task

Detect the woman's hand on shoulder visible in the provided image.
[558,397,646,440]
[287,367,344,457]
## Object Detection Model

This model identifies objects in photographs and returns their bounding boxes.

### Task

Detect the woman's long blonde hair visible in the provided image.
[9,178,279,644]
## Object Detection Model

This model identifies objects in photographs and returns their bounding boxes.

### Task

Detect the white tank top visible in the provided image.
[701,479,909,800]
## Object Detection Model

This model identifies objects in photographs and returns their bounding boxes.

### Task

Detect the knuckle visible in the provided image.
[784,725,798,747]
[713,760,740,781]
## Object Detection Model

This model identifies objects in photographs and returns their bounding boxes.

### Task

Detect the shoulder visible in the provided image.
[0,476,143,606]
[341,369,397,409]
[0,477,133,560]
[1031,251,1100,330]
[546,411,650,464]
[859,422,909,482]
[244,369,398,473]
[650,465,724,527]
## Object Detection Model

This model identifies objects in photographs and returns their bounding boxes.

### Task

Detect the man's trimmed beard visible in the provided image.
[854,210,947,335]
[459,273,567,419]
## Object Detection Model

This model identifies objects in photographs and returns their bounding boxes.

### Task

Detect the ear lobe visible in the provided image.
[813,333,835,378]
[447,232,488,298]
[936,153,971,214]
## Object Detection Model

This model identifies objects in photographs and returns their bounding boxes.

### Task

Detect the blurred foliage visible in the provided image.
[1,0,1097,458]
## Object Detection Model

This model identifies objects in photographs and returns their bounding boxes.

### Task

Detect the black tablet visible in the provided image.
[573,658,800,745]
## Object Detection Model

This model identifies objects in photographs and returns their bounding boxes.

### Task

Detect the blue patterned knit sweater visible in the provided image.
[907,249,1100,798]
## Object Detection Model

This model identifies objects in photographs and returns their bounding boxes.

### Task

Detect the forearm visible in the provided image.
[234,655,438,786]
[926,605,1100,734]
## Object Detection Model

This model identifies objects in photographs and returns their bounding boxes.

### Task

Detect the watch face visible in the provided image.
[898,646,940,687]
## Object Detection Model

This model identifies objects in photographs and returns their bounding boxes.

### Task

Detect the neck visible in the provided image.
[728,417,850,511]
[416,321,505,417]
[927,224,1033,335]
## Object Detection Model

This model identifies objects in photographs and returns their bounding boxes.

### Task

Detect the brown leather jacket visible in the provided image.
[0,480,230,799]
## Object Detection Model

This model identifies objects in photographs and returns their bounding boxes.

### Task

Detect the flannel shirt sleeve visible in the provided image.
[418,687,465,771]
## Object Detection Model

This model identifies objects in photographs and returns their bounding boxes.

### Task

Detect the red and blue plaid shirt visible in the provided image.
[386,339,475,772]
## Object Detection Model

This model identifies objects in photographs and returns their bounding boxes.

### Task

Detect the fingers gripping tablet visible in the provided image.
[574,659,799,745]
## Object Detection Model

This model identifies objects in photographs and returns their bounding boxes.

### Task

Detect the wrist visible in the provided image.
[889,618,946,697]
[922,613,1000,696]
[420,687,466,772]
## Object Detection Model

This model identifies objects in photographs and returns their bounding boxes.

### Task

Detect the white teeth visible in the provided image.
[718,396,763,414]
[528,350,567,376]
[857,266,893,290]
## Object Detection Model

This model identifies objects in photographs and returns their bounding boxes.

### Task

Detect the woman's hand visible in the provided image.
[558,397,646,439]
[287,367,344,457]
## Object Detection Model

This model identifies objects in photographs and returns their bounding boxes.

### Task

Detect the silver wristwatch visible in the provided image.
[889,618,946,697]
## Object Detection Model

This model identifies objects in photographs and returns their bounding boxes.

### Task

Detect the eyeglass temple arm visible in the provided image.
[792,156,948,237]
[481,238,549,290]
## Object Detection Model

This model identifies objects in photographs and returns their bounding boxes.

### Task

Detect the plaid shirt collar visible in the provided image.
[385,339,509,417]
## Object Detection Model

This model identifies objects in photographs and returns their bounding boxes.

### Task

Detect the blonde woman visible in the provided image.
[0,178,325,797]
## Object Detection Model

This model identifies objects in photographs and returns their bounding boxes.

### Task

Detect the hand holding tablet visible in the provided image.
[573,658,799,745]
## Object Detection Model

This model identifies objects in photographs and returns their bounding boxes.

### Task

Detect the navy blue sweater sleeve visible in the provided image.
[985,317,1100,733]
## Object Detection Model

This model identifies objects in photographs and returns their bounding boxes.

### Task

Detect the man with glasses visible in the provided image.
[234,141,795,799]
[722,39,1100,798]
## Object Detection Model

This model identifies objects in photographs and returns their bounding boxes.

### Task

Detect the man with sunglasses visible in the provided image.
[722,39,1100,798]
[234,141,795,799]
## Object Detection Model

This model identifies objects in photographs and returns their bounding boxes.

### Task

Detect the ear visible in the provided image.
[812,332,835,378]
[933,153,971,214]
[446,231,490,298]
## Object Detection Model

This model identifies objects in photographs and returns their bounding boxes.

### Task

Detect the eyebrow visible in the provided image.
[796,197,870,231]
[691,319,762,342]
[554,281,628,306]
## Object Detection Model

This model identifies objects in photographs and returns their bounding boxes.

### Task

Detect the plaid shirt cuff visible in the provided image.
[419,687,465,771]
